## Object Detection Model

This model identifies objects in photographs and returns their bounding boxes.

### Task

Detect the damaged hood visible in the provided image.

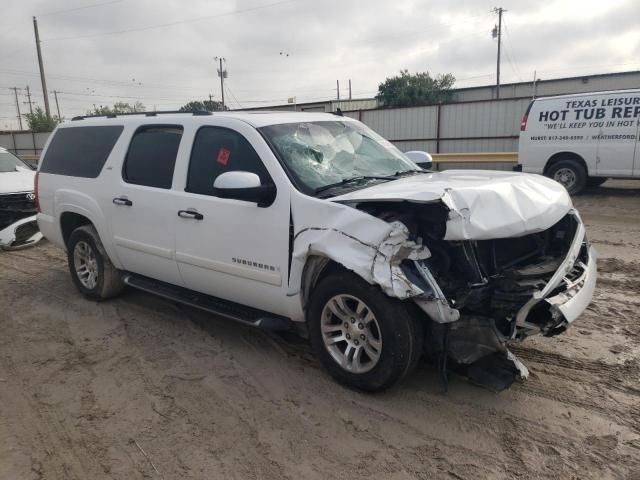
[0,169,35,195]
[331,170,572,240]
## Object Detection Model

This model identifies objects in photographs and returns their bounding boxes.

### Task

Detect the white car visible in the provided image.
[0,147,43,249]
[36,111,596,391]
[517,88,640,194]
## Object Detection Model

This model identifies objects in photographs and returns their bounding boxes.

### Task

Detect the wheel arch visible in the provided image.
[544,151,589,176]
[57,204,123,269]
[300,255,347,314]
[60,211,93,247]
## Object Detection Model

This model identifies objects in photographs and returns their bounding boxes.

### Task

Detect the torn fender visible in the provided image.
[289,195,431,300]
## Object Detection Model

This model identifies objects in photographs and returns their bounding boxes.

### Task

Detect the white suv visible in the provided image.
[36,111,596,391]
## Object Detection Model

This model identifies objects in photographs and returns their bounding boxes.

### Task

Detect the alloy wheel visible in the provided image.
[320,294,382,373]
[73,240,98,290]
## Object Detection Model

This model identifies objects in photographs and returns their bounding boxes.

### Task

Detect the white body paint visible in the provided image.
[36,112,595,336]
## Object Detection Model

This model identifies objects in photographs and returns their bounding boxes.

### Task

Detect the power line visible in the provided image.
[224,83,245,110]
[502,41,522,81]
[53,89,192,102]
[10,87,23,129]
[43,0,303,41]
[0,46,31,61]
[501,18,523,81]
[39,0,123,17]
[0,67,220,93]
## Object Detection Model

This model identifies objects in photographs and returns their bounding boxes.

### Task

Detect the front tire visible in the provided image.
[308,271,423,392]
[67,225,124,300]
[546,159,587,195]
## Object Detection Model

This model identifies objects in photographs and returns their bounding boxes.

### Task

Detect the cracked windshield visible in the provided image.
[261,121,419,194]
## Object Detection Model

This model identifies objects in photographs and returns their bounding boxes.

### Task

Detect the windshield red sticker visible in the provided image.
[217,148,231,166]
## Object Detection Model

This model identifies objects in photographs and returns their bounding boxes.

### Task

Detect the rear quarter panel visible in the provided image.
[36,124,130,268]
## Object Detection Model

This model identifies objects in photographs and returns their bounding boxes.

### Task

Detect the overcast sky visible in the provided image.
[1,0,639,129]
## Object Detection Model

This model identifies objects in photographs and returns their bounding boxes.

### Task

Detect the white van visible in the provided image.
[518,89,640,193]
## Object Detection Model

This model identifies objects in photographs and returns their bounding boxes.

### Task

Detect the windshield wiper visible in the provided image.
[314,175,392,195]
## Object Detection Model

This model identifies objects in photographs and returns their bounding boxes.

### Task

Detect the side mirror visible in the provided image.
[213,171,276,207]
[404,150,433,170]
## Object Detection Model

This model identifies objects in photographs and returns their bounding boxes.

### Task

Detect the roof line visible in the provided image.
[453,69,640,92]
[71,110,212,120]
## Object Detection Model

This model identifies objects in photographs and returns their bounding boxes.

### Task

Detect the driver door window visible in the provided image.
[186,126,271,196]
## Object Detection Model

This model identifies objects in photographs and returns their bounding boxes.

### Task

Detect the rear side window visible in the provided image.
[186,126,270,196]
[123,125,183,189]
[40,126,123,177]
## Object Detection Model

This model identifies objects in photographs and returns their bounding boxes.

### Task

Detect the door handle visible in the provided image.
[178,209,204,220]
[113,197,133,206]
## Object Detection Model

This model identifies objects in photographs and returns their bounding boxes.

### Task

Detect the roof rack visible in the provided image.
[71,110,212,121]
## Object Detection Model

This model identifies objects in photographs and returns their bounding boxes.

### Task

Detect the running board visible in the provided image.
[123,273,291,332]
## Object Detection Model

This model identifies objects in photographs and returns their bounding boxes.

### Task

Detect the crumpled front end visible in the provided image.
[406,209,596,390]
[291,182,595,390]
[0,192,43,250]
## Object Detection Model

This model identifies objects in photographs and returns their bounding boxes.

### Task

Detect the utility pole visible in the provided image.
[32,16,51,119]
[53,90,62,119]
[215,56,226,110]
[24,86,34,115]
[10,87,23,130]
[348,79,352,100]
[492,7,505,99]
[336,80,340,100]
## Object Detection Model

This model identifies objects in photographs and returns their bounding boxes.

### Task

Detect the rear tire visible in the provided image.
[308,271,423,392]
[546,159,587,195]
[67,225,124,300]
[586,176,607,188]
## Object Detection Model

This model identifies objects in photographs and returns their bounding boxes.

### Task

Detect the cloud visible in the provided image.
[0,0,638,127]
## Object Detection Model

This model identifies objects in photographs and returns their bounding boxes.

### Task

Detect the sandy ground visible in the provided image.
[1,180,639,480]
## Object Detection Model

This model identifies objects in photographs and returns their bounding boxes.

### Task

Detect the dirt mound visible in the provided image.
[598,257,640,275]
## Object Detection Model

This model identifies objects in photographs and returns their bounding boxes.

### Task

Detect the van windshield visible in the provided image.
[0,151,29,173]
[260,121,419,195]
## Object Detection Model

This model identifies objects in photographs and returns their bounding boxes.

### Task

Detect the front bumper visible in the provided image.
[515,210,596,337]
[0,215,43,250]
[543,244,597,334]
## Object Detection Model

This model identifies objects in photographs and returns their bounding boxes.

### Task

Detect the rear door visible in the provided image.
[594,91,638,176]
[110,124,184,285]
[172,120,291,316]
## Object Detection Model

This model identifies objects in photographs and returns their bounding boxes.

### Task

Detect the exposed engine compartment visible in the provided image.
[355,200,585,390]
[357,201,578,328]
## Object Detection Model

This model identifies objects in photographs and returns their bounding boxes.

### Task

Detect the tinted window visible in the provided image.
[40,126,123,177]
[123,125,183,189]
[186,127,271,196]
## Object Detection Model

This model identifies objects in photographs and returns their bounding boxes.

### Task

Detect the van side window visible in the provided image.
[186,127,271,196]
[40,126,123,178]
[123,125,183,189]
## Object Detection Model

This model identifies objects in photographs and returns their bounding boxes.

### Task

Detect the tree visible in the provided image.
[179,100,228,112]
[376,70,456,108]
[24,106,61,132]
[87,101,145,116]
